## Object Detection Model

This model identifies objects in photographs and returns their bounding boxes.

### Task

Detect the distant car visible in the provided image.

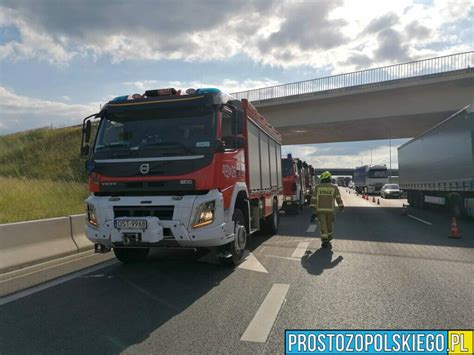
[381,184,401,198]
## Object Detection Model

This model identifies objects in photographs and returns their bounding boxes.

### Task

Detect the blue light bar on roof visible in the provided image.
[195,88,221,94]
[110,95,128,102]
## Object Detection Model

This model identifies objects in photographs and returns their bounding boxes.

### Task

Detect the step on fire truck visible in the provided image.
[81,88,283,265]
[281,154,306,214]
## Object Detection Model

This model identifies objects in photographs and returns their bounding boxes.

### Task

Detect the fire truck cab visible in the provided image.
[281,154,305,214]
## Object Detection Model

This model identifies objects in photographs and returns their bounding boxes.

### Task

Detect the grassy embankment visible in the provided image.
[0,126,89,223]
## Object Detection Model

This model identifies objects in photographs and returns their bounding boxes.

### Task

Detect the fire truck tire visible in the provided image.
[220,209,247,266]
[262,199,279,235]
[113,248,149,263]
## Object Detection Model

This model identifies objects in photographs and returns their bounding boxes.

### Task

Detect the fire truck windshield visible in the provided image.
[94,109,216,158]
[282,159,294,177]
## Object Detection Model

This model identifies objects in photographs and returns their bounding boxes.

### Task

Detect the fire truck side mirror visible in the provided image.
[84,120,92,143]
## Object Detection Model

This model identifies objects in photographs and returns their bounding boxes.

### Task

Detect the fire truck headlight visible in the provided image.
[193,201,215,228]
[87,203,99,227]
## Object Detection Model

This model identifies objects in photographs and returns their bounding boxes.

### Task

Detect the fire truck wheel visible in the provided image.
[220,208,247,266]
[113,247,149,263]
[262,199,279,235]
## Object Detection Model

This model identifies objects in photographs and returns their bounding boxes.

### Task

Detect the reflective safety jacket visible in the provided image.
[310,183,343,213]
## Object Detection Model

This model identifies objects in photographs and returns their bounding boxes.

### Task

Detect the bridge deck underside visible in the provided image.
[278,112,451,145]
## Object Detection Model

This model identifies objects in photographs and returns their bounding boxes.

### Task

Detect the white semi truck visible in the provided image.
[353,165,389,194]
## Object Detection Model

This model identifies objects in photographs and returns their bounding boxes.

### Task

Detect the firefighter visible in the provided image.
[310,171,344,248]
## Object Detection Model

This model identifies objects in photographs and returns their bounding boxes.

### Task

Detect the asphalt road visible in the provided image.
[1,189,473,354]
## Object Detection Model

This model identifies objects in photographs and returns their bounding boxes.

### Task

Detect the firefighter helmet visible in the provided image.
[320,171,332,180]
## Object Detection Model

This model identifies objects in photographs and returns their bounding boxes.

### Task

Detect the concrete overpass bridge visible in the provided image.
[232,52,474,145]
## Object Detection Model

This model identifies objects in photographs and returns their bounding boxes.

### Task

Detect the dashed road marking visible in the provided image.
[306,224,318,233]
[265,255,301,261]
[291,241,310,258]
[0,259,118,306]
[407,214,432,225]
[241,283,290,343]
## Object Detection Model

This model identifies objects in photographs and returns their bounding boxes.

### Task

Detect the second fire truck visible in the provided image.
[281,154,307,214]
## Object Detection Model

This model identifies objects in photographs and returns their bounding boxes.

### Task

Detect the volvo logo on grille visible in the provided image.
[139,163,150,175]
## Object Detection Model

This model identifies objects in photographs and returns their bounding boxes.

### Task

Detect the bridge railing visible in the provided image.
[231,51,474,102]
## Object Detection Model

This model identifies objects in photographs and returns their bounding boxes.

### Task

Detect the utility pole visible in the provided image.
[389,134,392,183]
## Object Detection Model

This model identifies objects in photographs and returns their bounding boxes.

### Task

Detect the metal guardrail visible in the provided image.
[231,51,474,102]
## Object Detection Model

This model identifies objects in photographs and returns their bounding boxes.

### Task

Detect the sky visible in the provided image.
[0,0,473,168]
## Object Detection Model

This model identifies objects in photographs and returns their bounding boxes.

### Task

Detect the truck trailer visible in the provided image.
[80,88,283,265]
[398,103,474,217]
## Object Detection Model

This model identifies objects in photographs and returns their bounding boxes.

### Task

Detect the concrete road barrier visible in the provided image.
[70,214,94,252]
[0,215,89,273]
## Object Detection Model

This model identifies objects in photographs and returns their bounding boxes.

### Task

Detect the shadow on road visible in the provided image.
[1,251,234,354]
[301,248,343,275]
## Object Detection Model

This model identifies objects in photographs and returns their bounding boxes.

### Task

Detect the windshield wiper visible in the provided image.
[95,142,130,151]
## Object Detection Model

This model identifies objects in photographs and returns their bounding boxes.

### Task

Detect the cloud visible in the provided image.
[364,12,399,34]
[405,20,431,40]
[0,1,472,72]
[374,28,410,62]
[0,87,99,134]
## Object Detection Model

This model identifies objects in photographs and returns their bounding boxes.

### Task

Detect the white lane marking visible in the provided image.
[263,238,313,245]
[407,214,433,225]
[291,241,310,258]
[241,283,290,343]
[0,260,118,306]
[306,224,317,233]
[238,252,268,273]
[265,255,301,261]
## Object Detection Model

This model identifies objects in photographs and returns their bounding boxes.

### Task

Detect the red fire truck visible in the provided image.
[281,154,305,214]
[80,88,283,265]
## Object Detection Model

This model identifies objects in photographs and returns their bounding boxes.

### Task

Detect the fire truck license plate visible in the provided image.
[114,219,147,229]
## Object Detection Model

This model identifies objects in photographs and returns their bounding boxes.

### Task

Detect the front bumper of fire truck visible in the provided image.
[84,189,232,248]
